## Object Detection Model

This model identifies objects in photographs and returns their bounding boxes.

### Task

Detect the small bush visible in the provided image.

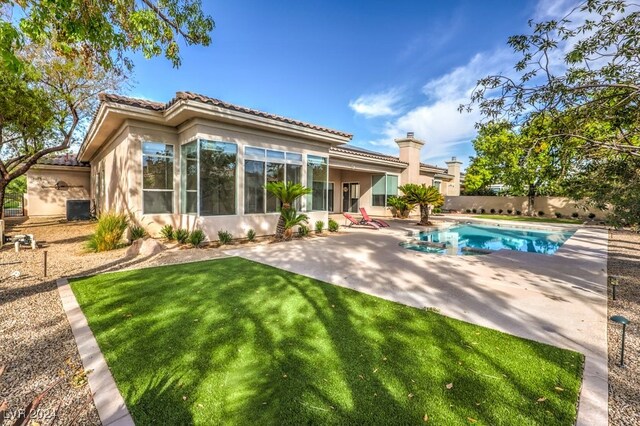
[465,209,471,213]
[480,208,486,214]
[433,207,442,214]
[298,224,310,237]
[189,229,206,247]
[218,230,233,245]
[490,208,496,214]
[516,210,522,216]
[572,212,579,218]
[246,229,256,242]
[471,208,477,214]
[538,211,545,217]
[507,209,513,214]
[588,212,596,219]
[498,209,503,214]
[129,225,147,241]
[555,212,563,218]
[86,212,128,252]
[160,224,175,241]
[315,220,324,233]
[328,218,339,232]
[175,228,189,244]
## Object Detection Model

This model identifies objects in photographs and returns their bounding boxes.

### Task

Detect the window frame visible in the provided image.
[142,141,175,215]
[370,173,400,207]
[306,154,329,212]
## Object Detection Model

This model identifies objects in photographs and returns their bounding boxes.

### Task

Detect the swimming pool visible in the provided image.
[401,223,576,255]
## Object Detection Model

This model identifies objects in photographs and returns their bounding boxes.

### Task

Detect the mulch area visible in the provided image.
[607,230,640,425]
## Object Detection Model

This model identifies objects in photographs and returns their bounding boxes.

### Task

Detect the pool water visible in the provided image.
[402,223,576,255]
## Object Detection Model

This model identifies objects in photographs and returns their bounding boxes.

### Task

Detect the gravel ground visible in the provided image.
[0,217,234,425]
[607,230,640,425]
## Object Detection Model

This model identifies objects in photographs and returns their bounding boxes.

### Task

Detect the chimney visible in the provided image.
[445,156,462,196]
[395,132,424,185]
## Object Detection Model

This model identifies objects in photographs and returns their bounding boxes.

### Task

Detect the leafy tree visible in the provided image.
[1,0,214,73]
[462,0,640,225]
[265,182,312,240]
[398,184,444,226]
[6,175,25,194]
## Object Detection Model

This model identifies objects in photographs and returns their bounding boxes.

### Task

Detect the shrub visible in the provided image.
[572,212,579,218]
[188,229,206,247]
[538,211,545,216]
[246,229,256,242]
[471,208,477,214]
[465,209,471,213]
[433,207,442,214]
[298,224,310,237]
[490,208,496,214]
[129,225,147,241]
[555,212,563,218]
[328,218,339,232]
[516,210,522,215]
[588,212,596,219]
[86,212,128,252]
[218,230,233,245]
[315,220,324,233]
[160,224,175,241]
[507,209,513,214]
[480,208,486,214]
[498,209,503,214]
[175,228,189,244]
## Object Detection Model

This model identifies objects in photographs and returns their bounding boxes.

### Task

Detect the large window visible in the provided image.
[179,140,237,216]
[199,140,237,215]
[142,142,174,214]
[243,148,303,214]
[306,155,328,211]
[371,174,399,207]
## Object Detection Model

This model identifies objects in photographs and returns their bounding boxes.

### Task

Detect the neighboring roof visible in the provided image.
[99,92,353,138]
[330,145,408,165]
[37,154,90,168]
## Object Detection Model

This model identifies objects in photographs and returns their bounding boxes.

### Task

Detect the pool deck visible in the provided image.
[229,221,608,425]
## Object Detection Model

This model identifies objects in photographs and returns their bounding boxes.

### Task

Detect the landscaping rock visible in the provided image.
[125,238,144,257]
[139,238,165,257]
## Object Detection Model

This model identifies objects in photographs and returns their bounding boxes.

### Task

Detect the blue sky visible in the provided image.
[130,0,569,170]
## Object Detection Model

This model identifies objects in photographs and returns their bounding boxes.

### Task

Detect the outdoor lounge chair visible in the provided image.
[359,208,390,227]
[343,213,380,229]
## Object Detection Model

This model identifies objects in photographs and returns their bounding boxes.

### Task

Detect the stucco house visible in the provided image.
[26,92,461,239]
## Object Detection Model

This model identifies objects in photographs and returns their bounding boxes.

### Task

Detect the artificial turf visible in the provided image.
[70,257,584,425]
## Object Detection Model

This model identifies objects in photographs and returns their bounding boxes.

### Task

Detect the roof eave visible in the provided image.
[329,149,408,168]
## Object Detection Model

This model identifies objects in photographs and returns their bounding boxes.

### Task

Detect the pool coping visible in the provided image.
[56,278,135,426]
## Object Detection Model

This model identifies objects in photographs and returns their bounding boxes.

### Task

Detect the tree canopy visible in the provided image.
[462,0,640,226]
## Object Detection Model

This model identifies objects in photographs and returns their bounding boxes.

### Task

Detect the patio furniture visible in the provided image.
[343,213,380,229]
[359,208,390,227]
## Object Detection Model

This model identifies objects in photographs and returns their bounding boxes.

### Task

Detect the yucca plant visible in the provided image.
[264,182,312,240]
[314,220,324,233]
[129,225,147,241]
[281,208,309,240]
[160,224,175,241]
[246,229,256,242]
[218,230,233,245]
[86,212,128,252]
[174,228,189,244]
[398,184,444,226]
[328,218,339,232]
[298,224,310,237]
[189,229,206,247]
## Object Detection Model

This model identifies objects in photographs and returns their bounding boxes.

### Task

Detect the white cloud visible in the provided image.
[348,88,404,118]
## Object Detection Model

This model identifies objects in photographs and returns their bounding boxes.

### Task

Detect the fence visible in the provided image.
[443,196,605,219]
[3,193,25,217]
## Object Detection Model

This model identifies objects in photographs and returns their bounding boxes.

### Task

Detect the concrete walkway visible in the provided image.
[228,224,608,425]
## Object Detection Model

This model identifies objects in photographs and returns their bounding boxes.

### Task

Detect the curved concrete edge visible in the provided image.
[57,278,135,426]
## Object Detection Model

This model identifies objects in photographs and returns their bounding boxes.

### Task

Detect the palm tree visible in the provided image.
[265,181,312,240]
[281,208,309,240]
[398,183,444,226]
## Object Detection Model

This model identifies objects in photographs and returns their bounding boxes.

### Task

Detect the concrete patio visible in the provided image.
[228,222,608,425]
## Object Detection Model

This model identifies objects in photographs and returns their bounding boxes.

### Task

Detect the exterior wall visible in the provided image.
[444,196,606,219]
[26,168,91,216]
[445,160,462,196]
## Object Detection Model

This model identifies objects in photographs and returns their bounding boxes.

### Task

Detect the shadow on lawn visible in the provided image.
[71,257,582,425]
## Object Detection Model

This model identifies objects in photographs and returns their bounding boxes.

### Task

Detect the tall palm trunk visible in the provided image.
[274,202,291,240]
[419,204,430,225]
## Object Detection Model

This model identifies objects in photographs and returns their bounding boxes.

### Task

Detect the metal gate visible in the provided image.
[3,193,24,217]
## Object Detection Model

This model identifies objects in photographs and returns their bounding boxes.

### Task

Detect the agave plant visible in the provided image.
[265,181,312,240]
[281,208,309,240]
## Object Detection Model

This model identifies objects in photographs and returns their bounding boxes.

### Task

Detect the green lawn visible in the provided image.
[71,258,584,425]
[472,215,583,224]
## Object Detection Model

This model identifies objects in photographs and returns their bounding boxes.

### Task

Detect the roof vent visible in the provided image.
[407,132,414,139]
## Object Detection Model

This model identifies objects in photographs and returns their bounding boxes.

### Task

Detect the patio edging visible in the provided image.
[56,278,135,426]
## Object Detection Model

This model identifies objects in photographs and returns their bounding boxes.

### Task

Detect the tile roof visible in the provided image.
[98,92,352,138]
[420,162,446,172]
[330,145,408,165]
[38,154,90,167]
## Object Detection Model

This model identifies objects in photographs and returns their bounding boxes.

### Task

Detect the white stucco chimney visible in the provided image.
[395,132,424,185]
[445,156,462,196]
